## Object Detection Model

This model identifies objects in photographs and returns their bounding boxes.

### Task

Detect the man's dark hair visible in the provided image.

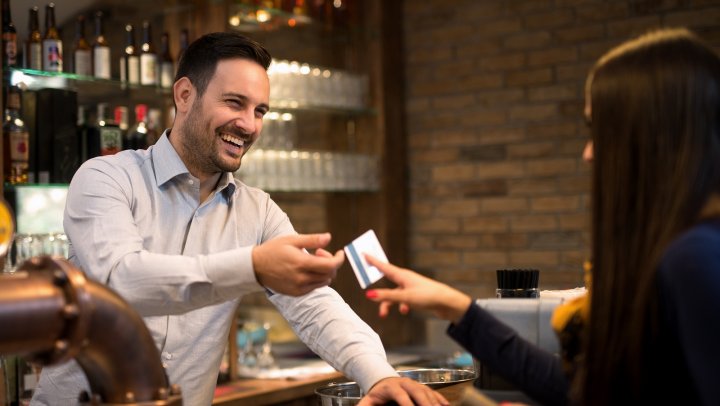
[174,32,272,98]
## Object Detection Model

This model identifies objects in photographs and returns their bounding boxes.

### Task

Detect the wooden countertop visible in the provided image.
[213,370,346,405]
[213,374,474,405]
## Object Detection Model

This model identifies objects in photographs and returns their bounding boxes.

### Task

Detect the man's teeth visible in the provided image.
[220,133,245,147]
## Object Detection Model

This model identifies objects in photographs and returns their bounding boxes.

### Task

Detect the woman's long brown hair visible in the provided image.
[576,28,720,405]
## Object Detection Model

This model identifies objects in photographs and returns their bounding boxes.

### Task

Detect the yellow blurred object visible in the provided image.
[0,197,15,269]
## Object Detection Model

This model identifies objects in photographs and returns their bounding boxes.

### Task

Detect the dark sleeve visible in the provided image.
[447,302,569,406]
[657,224,720,406]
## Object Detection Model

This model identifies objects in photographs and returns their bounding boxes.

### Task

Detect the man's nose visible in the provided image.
[234,110,257,134]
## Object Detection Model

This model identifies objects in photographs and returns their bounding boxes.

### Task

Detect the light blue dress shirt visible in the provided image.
[31,132,397,406]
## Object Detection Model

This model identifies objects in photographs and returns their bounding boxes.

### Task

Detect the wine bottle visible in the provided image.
[3,86,30,184]
[85,103,122,158]
[177,28,189,64]
[42,2,63,72]
[72,15,91,76]
[126,104,149,150]
[159,32,174,89]
[92,11,111,79]
[1,0,18,67]
[120,24,140,85]
[139,20,157,86]
[25,6,42,70]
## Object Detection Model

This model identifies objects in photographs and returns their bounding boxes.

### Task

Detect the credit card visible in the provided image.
[344,229,387,289]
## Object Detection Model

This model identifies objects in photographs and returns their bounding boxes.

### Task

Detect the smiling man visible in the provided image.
[30,32,446,406]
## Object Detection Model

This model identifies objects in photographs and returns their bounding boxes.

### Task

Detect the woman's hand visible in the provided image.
[364,254,472,324]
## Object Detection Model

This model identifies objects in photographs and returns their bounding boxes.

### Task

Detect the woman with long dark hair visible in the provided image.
[364,28,720,405]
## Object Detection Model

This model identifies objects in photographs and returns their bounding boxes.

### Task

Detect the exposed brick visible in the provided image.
[431,94,477,110]
[503,31,553,50]
[525,158,577,176]
[559,212,590,230]
[531,196,581,212]
[461,179,509,197]
[527,84,580,102]
[414,251,462,267]
[463,216,510,232]
[493,233,530,249]
[478,53,526,71]
[606,15,662,38]
[554,24,606,43]
[506,68,554,86]
[631,0,686,14]
[477,127,527,145]
[556,62,594,82]
[433,60,477,78]
[463,251,510,267]
[431,131,484,147]
[528,47,579,67]
[432,163,476,182]
[459,145,507,161]
[509,103,558,121]
[507,178,558,196]
[459,109,508,126]
[509,0,555,14]
[410,202,434,217]
[410,235,434,251]
[435,236,481,250]
[524,8,575,30]
[527,121,579,139]
[579,39,621,61]
[477,161,526,179]
[414,217,461,233]
[476,89,526,106]
[529,231,584,249]
[507,141,557,158]
[407,47,454,64]
[476,18,525,38]
[664,8,720,28]
[480,197,530,213]
[434,199,481,217]
[456,41,503,59]
[509,250,560,268]
[406,97,431,113]
[410,148,460,164]
[575,3,629,22]
[557,174,591,194]
[510,214,558,232]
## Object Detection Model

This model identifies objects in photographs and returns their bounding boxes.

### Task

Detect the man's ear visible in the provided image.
[173,77,195,114]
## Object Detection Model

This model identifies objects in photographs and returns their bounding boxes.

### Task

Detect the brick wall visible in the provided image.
[403,0,720,299]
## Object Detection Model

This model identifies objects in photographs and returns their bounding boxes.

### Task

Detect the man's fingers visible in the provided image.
[284,232,332,250]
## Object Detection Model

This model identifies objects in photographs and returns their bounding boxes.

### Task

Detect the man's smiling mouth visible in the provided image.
[220,132,246,148]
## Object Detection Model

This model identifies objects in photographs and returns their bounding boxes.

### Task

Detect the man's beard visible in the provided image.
[182,105,244,175]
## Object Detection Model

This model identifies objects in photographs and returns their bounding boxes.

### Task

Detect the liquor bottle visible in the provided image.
[125,104,149,150]
[92,11,111,79]
[85,103,122,158]
[3,86,30,184]
[25,6,42,70]
[72,15,91,76]
[139,20,157,86]
[159,32,174,89]
[1,0,18,67]
[114,105,129,148]
[42,2,63,72]
[146,107,161,146]
[119,24,140,85]
[177,28,189,64]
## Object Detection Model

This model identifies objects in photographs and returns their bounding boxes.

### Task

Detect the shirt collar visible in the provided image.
[153,130,237,198]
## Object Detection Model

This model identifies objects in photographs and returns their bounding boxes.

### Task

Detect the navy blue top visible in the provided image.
[446,219,720,406]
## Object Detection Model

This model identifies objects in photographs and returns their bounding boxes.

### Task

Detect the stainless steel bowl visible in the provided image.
[315,368,477,405]
[398,368,477,389]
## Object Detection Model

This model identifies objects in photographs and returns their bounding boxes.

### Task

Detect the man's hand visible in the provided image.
[252,233,344,296]
[358,377,449,406]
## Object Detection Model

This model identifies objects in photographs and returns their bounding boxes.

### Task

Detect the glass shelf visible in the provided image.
[227,3,313,33]
[236,148,380,192]
[7,67,172,100]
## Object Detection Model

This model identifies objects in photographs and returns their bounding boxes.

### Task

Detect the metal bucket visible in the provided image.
[315,368,477,405]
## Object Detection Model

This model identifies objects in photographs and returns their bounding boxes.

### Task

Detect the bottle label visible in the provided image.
[42,39,63,72]
[93,47,111,79]
[28,42,42,70]
[160,62,174,88]
[140,53,157,85]
[129,55,140,85]
[3,32,18,66]
[74,49,91,76]
[9,129,30,162]
[99,127,122,155]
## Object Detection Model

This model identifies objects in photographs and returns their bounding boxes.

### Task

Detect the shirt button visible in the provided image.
[188,179,194,185]
[164,352,173,360]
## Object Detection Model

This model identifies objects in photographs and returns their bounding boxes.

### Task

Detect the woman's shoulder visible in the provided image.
[658,219,720,284]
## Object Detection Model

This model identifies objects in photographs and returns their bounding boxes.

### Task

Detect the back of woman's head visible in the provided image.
[579,28,720,405]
